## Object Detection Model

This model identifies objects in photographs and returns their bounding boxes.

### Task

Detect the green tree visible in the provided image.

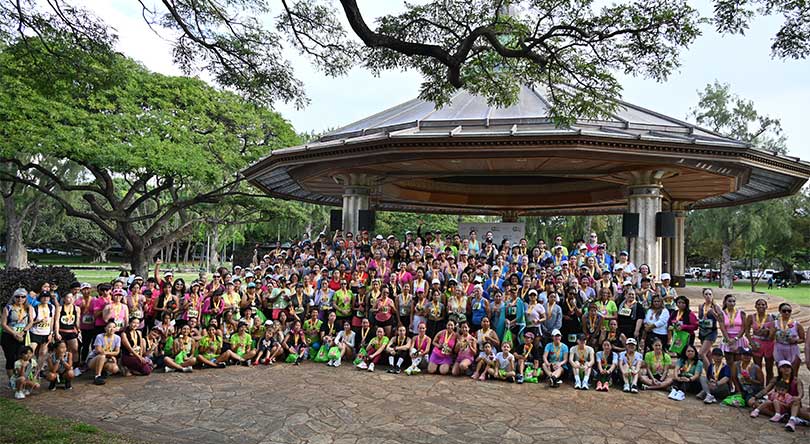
[687,82,788,289]
[713,0,810,59]
[1,0,704,122]
[0,38,300,275]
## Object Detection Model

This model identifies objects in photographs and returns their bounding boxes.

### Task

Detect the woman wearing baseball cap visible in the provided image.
[542,329,568,387]
[750,360,809,431]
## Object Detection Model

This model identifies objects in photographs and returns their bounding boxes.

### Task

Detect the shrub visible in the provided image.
[0,266,76,306]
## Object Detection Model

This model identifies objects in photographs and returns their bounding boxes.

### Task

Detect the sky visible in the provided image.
[85,1,810,160]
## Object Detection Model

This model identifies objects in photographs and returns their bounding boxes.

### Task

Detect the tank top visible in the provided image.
[751,313,774,340]
[4,304,29,333]
[397,293,412,317]
[471,297,487,325]
[124,329,142,356]
[59,305,78,331]
[775,318,799,345]
[723,309,743,337]
[698,303,718,332]
[31,303,54,335]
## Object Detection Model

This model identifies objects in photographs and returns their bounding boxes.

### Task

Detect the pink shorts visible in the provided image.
[751,338,774,358]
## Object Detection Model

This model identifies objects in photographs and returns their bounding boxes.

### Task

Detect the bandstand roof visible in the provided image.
[243,85,810,215]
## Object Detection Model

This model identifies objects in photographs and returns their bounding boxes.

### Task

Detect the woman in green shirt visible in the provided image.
[196,324,232,369]
[229,322,257,366]
[356,327,389,372]
[640,338,673,390]
[669,344,703,400]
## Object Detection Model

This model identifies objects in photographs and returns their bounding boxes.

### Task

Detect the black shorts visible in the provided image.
[375,317,394,328]
[60,331,79,341]
[29,333,50,345]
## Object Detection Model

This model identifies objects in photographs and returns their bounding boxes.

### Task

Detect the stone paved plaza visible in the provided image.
[5,360,807,444]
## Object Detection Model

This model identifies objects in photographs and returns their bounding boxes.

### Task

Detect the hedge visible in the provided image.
[0,267,77,306]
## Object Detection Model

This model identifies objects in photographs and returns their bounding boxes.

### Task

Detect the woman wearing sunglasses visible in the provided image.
[771,303,805,376]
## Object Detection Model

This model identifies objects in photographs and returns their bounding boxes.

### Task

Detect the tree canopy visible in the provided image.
[0,36,300,274]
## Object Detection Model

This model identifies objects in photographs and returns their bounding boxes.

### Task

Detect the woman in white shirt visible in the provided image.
[332,321,355,367]
[642,295,670,353]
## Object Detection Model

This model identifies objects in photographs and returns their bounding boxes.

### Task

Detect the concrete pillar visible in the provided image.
[670,202,688,287]
[501,210,519,223]
[334,174,374,235]
[627,170,668,277]
[661,237,671,274]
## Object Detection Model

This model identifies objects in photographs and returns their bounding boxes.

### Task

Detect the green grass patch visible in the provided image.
[0,397,134,444]
[72,270,200,285]
[686,282,810,306]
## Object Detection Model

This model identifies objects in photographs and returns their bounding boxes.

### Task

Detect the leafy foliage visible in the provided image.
[0,266,76,306]
[0,36,300,274]
[1,0,705,123]
[686,82,795,288]
[713,0,810,59]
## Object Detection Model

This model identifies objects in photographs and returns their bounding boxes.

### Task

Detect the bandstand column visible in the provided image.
[334,174,373,235]
[670,202,688,287]
[627,171,667,276]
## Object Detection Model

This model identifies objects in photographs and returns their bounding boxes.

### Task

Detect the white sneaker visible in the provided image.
[368,363,375,372]
[14,391,25,400]
[73,368,82,377]
[668,388,678,400]
[326,359,334,366]
[23,389,31,395]
[182,366,193,373]
[623,383,630,392]
[165,367,175,373]
[356,362,368,370]
[675,390,686,401]
[704,394,716,404]
[334,359,341,367]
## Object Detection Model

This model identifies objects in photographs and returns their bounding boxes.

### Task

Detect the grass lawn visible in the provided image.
[686,282,810,306]
[72,269,201,285]
[0,397,134,444]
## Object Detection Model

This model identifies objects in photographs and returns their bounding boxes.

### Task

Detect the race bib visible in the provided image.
[187,309,199,319]
[82,314,95,324]
[619,307,632,316]
[132,310,144,320]
[13,322,25,333]
[699,319,714,329]
[114,319,125,330]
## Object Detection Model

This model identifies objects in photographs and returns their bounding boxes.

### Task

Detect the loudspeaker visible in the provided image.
[622,213,639,237]
[358,210,376,231]
[656,212,676,238]
[329,210,342,231]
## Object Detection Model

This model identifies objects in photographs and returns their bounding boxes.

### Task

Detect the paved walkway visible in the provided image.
[5,362,808,444]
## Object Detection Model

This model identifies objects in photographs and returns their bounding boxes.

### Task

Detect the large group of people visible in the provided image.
[2,227,809,431]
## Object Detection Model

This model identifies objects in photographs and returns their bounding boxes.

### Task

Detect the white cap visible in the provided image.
[551,329,562,336]
[264,320,274,326]
[245,272,254,278]
[80,282,92,289]
[626,338,637,345]
[491,265,500,271]
[660,273,671,281]
[528,289,538,296]
[13,288,28,298]
[133,275,143,281]
[623,280,633,286]
[375,234,383,240]
[163,271,173,276]
[431,279,441,285]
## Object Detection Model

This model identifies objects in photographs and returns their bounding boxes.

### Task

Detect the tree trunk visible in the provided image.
[720,242,734,289]
[209,226,220,271]
[95,249,108,264]
[129,248,149,277]
[183,240,192,265]
[3,194,28,269]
